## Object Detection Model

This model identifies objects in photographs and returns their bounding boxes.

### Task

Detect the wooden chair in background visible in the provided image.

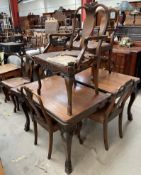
[1,54,34,112]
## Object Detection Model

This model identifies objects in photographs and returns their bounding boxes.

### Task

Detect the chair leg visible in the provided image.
[15,96,20,111]
[48,132,53,159]
[91,65,99,94]
[103,121,109,151]
[2,86,10,102]
[33,121,38,145]
[11,94,17,113]
[76,122,83,144]
[119,112,123,138]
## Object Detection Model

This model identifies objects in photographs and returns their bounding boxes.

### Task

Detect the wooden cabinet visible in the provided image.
[112,50,130,75]
[111,45,141,76]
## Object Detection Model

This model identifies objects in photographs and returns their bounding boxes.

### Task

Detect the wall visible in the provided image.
[0,0,10,15]
[97,0,141,7]
[18,0,45,16]
[18,0,81,16]
[44,0,81,12]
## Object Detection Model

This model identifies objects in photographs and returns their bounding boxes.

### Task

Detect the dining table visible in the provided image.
[15,75,110,174]
[75,68,140,121]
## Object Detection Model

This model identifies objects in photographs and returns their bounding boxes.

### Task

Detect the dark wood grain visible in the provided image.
[19,76,110,125]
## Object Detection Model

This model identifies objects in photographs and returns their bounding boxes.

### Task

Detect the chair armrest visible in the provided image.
[84,35,107,43]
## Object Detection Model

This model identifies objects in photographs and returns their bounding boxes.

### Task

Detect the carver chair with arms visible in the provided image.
[33,2,109,115]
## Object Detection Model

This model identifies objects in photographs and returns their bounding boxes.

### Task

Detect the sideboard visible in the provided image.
[111,45,141,77]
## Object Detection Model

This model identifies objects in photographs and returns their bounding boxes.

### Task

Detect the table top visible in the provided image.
[19,76,110,125]
[76,68,140,94]
[0,64,20,75]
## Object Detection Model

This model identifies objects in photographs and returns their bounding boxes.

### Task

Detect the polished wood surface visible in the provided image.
[76,68,139,93]
[0,64,21,80]
[19,76,110,125]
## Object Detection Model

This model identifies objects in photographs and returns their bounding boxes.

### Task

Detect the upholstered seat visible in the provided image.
[47,55,78,66]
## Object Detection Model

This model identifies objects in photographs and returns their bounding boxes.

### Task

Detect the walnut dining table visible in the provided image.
[17,76,110,174]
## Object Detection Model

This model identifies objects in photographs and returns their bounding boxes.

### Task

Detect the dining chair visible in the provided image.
[1,54,34,112]
[89,79,134,150]
[34,2,109,115]
[21,86,60,159]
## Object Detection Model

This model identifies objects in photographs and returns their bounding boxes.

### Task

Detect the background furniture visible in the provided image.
[0,42,24,64]
[1,55,33,108]
[125,1,141,25]
[115,26,141,41]
[0,64,21,81]
[112,44,141,76]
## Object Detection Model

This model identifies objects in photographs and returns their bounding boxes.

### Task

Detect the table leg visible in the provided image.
[127,91,136,121]
[61,125,75,174]
[35,64,42,95]
[127,87,138,121]
[22,102,30,131]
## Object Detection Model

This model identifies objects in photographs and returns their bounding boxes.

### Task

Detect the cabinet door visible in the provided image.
[112,52,130,74]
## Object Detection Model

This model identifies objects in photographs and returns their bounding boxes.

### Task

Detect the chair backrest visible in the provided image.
[21,54,34,81]
[106,79,134,120]
[106,8,119,45]
[69,2,109,48]
[21,86,53,129]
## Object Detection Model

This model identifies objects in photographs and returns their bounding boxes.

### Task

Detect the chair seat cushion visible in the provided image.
[35,50,92,67]
[47,55,78,66]
[2,77,30,88]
